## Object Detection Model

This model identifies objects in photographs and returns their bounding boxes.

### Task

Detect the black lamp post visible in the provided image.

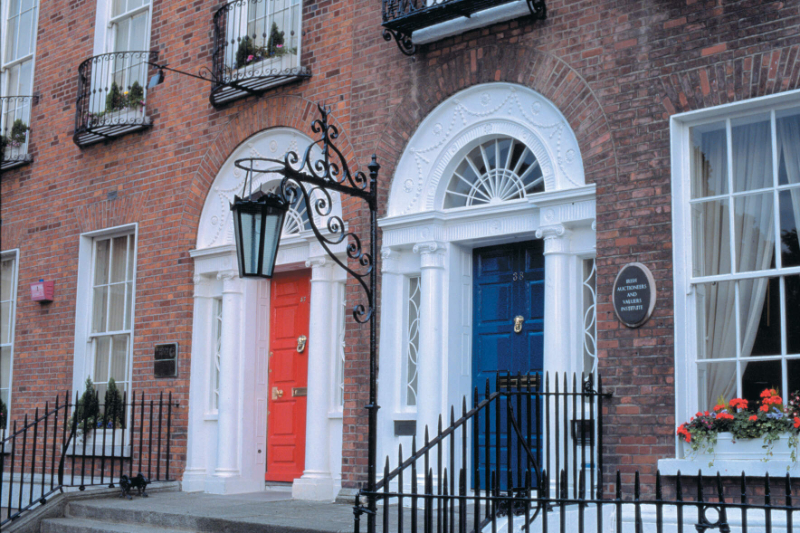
[231,104,380,533]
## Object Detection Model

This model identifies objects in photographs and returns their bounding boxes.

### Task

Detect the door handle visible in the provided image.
[271,387,284,400]
[297,335,307,353]
[514,315,524,333]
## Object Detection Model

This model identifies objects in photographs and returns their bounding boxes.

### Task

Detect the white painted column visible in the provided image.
[211,270,243,488]
[412,242,447,446]
[183,274,215,492]
[293,256,337,501]
[535,224,573,489]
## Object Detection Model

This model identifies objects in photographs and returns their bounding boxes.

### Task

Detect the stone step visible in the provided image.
[40,517,193,533]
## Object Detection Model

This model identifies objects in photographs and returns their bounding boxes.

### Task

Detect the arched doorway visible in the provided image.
[184,127,346,500]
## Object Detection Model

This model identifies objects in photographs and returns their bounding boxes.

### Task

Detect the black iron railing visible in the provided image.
[1,391,178,528]
[382,0,546,55]
[74,51,159,147]
[359,468,799,533]
[210,0,310,107]
[1,95,37,170]
[372,372,608,532]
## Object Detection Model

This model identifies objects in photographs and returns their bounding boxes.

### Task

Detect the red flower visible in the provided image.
[685,434,691,443]
[760,405,769,413]
[730,398,748,410]
[704,411,710,417]
[713,404,726,412]
[696,412,703,418]
[749,415,758,422]
[761,389,773,399]
[717,412,734,420]
[794,417,800,429]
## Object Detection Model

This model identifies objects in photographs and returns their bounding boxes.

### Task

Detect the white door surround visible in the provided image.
[376,83,597,479]
[185,128,346,500]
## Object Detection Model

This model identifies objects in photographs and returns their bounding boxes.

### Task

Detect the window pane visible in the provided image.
[111,236,127,283]
[788,359,800,396]
[1,346,11,390]
[741,359,781,408]
[731,114,773,192]
[697,360,736,411]
[777,108,800,187]
[114,17,130,53]
[110,335,128,383]
[691,199,731,276]
[94,337,111,384]
[733,192,775,273]
[406,276,421,406]
[125,282,133,329]
[127,235,135,281]
[690,122,727,198]
[108,283,126,331]
[779,188,800,268]
[129,12,148,53]
[1,259,14,301]
[0,303,10,344]
[740,277,780,357]
[17,8,34,58]
[695,281,736,360]
[92,286,109,333]
[786,275,800,355]
[113,0,126,17]
[94,240,110,285]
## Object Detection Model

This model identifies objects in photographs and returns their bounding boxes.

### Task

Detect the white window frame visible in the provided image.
[93,0,153,56]
[210,297,223,413]
[1,0,40,148]
[401,275,421,409]
[670,89,800,435]
[1,249,20,431]
[72,224,138,399]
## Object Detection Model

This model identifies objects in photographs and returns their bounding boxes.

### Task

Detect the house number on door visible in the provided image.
[512,272,525,281]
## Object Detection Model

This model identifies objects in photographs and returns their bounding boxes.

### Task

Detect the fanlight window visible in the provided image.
[260,183,310,235]
[444,136,544,209]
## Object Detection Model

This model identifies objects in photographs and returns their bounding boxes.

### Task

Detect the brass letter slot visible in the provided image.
[292,387,308,397]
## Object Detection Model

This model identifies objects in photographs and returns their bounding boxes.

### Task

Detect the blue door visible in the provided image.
[472,240,544,490]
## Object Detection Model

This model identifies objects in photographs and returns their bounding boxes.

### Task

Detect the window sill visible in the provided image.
[74,108,152,147]
[411,1,532,46]
[210,60,310,108]
[1,153,33,171]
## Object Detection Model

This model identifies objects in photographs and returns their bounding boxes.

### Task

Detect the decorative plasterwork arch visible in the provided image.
[196,127,341,250]
[387,83,585,217]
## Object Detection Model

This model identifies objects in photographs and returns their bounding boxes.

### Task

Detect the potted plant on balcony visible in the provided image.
[677,389,800,468]
[125,81,145,110]
[106,82,126,113]
[234,24,296,71]
[1,119,30,154]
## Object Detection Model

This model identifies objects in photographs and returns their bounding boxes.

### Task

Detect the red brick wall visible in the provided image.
[3,0,799,494]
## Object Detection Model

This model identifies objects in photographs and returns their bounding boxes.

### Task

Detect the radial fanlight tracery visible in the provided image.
[260,182,311,235]
[444,136,544,209]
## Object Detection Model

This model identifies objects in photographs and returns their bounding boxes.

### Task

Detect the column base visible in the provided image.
[292,473,339,502]
[181,469,207,493]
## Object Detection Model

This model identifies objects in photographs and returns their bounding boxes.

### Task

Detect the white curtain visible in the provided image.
[778,113,800,255]
[696,121,775,406]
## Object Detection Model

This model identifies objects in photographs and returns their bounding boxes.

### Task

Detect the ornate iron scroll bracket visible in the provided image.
[526,0,547,19]
[382,28,416,56]
[234,103,378,324]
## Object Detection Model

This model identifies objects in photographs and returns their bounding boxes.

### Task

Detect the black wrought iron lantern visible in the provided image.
[230,190,288,278]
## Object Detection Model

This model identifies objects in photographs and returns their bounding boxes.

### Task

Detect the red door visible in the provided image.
[266,270,310,482]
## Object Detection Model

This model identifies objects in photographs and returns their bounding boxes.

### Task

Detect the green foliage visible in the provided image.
[106,82,125,113]
[9,119,29,143]
[235,36,258,69]
[104,378,125,429]
[70,377,126,435]
[126,81,145,108]
[72,377,100,431]
[266,22,285,57]
[0,396,7,429]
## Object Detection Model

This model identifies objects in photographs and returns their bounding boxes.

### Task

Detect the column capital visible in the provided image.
[216,270,242,293]
[535,224,570,255]
[413,241,447,269]
[306,256,336,281]
[381,247,402,274]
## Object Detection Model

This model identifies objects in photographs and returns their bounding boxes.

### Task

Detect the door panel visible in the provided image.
[266,270,310,482]
[472,240,545,490]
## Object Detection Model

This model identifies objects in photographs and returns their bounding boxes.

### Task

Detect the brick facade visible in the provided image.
[2,0,798,495]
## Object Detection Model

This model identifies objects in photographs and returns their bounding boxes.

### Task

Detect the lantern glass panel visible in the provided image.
[240,208,262,276]
[260,206,285,278]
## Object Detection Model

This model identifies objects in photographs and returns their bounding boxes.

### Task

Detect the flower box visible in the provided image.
[681,431,796,462]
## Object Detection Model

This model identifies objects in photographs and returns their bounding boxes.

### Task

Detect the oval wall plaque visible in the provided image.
[612,262,657,328]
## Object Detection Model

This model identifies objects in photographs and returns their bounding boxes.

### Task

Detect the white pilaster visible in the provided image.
[183,274,215,492]
[209,270,243,492]
[293,256,338,501]
[412,241,447,445]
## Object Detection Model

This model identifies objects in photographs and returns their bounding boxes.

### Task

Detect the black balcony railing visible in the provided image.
[1,390,178,528]
[210,0,310,107]
[382,0,546,55]
[74,51,159,147]
[1,95,37,171]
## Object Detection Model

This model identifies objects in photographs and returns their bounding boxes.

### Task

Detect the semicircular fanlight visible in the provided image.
[443,136,544,209]
[260,183,311,236]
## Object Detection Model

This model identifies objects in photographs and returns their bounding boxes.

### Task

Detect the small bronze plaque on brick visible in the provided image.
[612,263,656,328]
[154,343,178,378]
